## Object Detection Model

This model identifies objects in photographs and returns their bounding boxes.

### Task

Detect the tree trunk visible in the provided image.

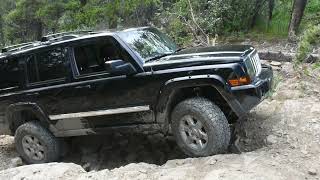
[268,0,275,22]
[250,0,267,28]
[0,16,4,47]
[288,0,308,41]
[109,17,118,29]
[36,22,43,41]
[32,21,43,41]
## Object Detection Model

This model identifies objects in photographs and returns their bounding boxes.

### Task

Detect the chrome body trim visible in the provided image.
[49,105,150,120]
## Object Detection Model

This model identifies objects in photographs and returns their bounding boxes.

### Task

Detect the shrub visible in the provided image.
[295,24,320,64]
[157,0,257,46]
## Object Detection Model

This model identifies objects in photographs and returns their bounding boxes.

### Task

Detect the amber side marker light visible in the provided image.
[228,76,251,87]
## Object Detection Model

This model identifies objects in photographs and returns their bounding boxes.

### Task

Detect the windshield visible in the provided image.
[118,28,178,62]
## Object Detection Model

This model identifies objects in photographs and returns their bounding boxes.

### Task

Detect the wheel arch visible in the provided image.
[155,75,238,134]
[5,102,55,134]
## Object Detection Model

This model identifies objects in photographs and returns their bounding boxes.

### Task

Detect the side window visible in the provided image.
[26,47,68,84]
[73,37,134,76]
[37,48,68,81]
[0,58,21,90]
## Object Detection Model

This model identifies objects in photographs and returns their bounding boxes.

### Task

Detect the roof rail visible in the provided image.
[7,43,41,53]
[1,42,35,53]
[1,30,97,55]
[41,30,93,42]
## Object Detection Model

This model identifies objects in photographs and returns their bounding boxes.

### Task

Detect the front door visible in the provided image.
[52,36,154,130]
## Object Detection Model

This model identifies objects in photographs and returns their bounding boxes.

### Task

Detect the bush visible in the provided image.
[157,0,257,46]
[295,24,320,63]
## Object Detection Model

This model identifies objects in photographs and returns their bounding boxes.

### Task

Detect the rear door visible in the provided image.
[22,46,74,115]
[0,57,23,134]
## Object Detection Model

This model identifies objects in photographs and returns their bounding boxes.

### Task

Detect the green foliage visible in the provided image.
[36,0,65,32]
[56,0,159,31]
[303,0,320,26]
[157,0,259,45]
[253,0,291,36]
[60,0,105,30]
[295,24,320,63]
[0,0,15,47]
[161,16,193,47]
[1,0,159,45]
[5,0,44,43]
[0,0,319,47]
[253,0,320,37]
[266,73,283,99]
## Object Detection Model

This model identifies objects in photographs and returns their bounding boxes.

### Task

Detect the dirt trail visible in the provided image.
[0,62,319,179]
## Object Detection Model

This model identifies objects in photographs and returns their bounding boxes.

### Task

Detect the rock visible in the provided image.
[301,150,308,155]
[272,66,281,71]
[242,138,251,144]
[270,61,282,66]
[260,60,269,65]
[308,169,317,176]
[0,163,85,180]
[82,163,91,172]
[266,135,277,145]
[208,158,217,165]
[10,157,23,167]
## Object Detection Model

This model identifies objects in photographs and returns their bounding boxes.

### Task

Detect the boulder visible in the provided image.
[0,163,85,180]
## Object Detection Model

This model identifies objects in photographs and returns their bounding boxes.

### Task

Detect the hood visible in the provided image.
[144,45,254,71]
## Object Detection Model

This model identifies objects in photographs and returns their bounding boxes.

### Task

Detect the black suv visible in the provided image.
[0,27,272,164]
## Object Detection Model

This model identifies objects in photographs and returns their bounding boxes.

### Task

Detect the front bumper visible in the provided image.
[226,65,273,119]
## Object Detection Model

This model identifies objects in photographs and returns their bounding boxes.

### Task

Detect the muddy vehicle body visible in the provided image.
[0,27,273,163]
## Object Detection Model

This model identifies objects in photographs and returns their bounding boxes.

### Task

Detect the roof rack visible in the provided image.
[8,42,41,53]
[41,30,93,42]
[1,30,98,55]
[1,42,35,53]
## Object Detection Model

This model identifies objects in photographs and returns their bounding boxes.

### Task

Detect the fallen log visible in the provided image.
[259,51,319,62]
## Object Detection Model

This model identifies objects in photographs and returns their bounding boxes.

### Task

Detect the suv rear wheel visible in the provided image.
[15,121,61,164]
[171,98,230,157]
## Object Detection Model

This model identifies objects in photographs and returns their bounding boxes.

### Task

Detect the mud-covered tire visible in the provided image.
[171,98,230,157]
[15,121,61,164]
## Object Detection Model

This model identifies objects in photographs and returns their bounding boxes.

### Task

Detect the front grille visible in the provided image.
[244,51,262,78]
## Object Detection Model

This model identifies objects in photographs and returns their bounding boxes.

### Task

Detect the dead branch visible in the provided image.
[186,0,209,45]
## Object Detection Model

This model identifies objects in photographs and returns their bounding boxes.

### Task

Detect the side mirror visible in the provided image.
[105,60,136,75]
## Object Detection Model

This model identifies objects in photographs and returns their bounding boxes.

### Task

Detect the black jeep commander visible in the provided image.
[0,27,273,164]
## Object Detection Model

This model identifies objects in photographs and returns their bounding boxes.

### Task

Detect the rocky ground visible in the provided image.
[0,46,320,179]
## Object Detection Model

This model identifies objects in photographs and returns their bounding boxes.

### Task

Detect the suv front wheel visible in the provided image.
[15,121,61,164]
[171,98,230,157]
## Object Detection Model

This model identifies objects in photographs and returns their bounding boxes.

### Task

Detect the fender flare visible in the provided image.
[5,102,54,133]
[155,74,234,133]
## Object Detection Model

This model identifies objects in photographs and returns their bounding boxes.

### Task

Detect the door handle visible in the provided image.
[75,84,91,89]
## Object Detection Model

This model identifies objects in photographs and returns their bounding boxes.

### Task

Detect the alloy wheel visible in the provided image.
[179,115,209,151]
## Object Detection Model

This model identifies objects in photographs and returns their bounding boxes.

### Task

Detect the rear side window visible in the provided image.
[0,58,21,90]
[37,48,68,81]
[26,47,68,84]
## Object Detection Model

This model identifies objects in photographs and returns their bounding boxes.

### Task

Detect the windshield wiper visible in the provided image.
[145,53,173,63]
[145,48,184,63]
[175,47,185,52]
